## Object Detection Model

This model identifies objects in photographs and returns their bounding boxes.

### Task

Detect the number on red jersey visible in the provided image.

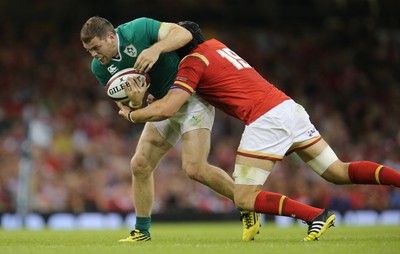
[217,48,251,70]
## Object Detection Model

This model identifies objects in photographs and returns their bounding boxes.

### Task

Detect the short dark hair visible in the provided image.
[80,16,116,43]
[176,21,205,58]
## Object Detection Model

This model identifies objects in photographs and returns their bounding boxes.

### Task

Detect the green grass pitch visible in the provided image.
[1,222,399,254]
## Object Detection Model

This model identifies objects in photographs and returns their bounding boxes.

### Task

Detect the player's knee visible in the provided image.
[183,162,204,182]
[130,154,153,178]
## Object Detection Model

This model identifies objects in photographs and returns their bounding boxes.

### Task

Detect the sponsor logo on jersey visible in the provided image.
[107,65,118,75]
[307,128,317,137]
[124,44,137,57]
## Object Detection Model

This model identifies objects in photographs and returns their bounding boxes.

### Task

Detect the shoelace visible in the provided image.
[241,213,254,229]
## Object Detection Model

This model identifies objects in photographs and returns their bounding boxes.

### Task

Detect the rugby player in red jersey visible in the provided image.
[119,21,400,241]
[81,17,260,243]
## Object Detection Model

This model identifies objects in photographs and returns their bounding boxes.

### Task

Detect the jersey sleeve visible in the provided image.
[172,54,208,95]
[122,17,160,45]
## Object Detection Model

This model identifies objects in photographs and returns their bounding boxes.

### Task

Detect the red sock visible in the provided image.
[348,161,400,187]
[254,191,323,221]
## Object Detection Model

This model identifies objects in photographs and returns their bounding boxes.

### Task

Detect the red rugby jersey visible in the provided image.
[172,39,290,125]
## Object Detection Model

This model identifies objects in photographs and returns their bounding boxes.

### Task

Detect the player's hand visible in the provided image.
[133,46,161,73]
[123,76,150,109]
[116,102,134,122]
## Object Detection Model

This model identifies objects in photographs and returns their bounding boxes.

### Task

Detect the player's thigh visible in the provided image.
[134,122,173,169]
[181,128,211,167]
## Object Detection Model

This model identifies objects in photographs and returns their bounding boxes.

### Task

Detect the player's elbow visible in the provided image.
[183,28,193,44]
[174,24,193,45]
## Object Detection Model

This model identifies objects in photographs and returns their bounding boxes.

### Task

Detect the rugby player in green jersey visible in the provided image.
[80,16,260,242]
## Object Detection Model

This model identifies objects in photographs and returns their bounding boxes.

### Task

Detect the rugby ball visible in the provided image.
[105,68,150,103]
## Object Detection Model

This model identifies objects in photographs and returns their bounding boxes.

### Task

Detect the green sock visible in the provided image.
[135,216,151,237]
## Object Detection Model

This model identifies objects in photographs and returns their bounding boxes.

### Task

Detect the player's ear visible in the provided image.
[107,31,117,41]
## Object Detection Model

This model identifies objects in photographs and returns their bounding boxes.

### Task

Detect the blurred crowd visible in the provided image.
[0,1,400,217]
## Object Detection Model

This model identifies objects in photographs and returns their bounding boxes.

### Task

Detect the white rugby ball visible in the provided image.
[105,68,150,103]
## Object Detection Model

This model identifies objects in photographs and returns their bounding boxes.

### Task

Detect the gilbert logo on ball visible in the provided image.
[105,68,150,103]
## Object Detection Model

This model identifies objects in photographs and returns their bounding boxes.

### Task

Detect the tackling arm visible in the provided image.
[118,88,190,122]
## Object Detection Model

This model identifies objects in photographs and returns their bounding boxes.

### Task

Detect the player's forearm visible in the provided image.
[124,89,188,123]
[129,101,175,122]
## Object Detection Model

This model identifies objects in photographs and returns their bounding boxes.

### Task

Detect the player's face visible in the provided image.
[83,34,117,65]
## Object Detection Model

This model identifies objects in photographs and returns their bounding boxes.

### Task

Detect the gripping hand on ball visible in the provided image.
[123,76,150,109]
[116,102,134,122]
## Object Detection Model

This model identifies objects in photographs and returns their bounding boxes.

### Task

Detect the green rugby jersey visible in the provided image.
[91,17,180,99]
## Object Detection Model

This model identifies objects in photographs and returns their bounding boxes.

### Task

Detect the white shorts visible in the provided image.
[152,93,215,145]
[237,100,321,161]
